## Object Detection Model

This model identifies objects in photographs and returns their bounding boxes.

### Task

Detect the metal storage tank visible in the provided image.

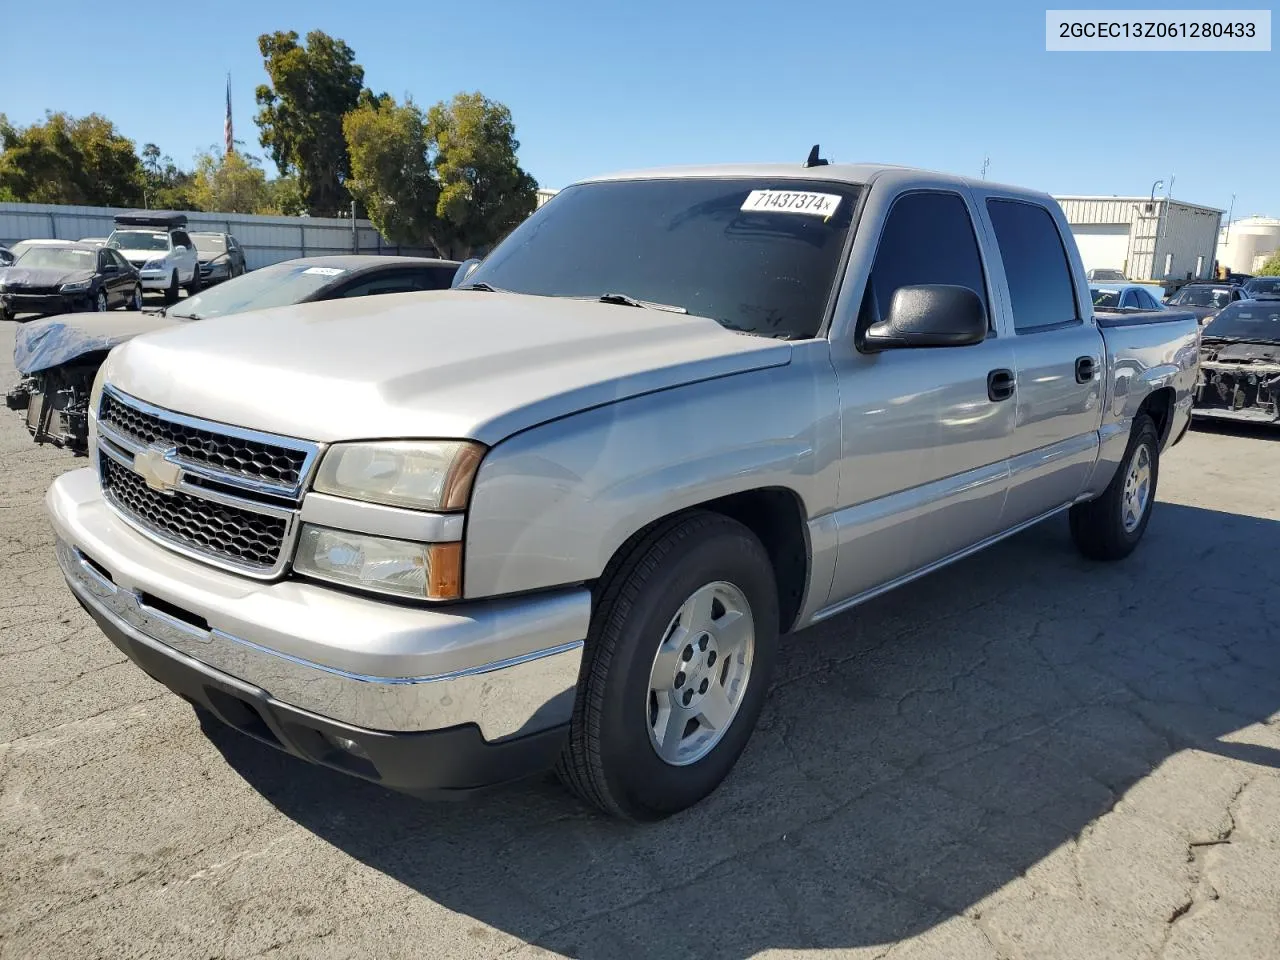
[1216,216,1280,274]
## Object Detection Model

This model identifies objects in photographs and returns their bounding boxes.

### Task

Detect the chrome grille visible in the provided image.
[100,391,308,489]
[100,456,287,570]
[95,386,320,579]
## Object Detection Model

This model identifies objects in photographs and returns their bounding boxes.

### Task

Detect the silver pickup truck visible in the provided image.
[46,160,1200,820]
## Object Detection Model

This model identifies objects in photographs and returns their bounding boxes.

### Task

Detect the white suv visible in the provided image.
[105,212,201,303]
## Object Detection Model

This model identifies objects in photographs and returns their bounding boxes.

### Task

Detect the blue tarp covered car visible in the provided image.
[14,312,177,375]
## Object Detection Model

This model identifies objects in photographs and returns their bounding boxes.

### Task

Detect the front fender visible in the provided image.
[463,349,841,599]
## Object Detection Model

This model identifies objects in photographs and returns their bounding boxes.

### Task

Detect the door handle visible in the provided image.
[987,368,1016,402]
[1075,356,1096,383]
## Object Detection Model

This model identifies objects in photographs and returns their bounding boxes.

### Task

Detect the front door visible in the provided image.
[824,188,1018,609]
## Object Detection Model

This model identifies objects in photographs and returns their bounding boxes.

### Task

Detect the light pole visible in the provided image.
[1149,180,1163,203]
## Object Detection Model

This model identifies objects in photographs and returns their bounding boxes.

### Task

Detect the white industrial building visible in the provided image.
[1054,195,1223,283]
[1215,216,1280,274]
[536,189,559,208]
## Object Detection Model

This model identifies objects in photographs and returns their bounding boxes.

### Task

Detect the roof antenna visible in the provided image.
[804,144,829,168]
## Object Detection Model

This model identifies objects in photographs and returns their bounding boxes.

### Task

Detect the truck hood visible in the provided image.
[102,290,793,444]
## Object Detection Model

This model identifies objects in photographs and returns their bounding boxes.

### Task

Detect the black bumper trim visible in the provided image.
[77,595,569,797]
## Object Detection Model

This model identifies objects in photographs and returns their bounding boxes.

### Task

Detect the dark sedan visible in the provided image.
[1242,276,1280,299]
[192,232,247,285]
[1164,282,1249,324]
[0,244,142,321]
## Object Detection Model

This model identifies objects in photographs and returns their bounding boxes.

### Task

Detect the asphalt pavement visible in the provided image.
[1,316,1278,960]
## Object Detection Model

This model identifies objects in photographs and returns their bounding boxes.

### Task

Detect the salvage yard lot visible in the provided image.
[1,320,1279,960]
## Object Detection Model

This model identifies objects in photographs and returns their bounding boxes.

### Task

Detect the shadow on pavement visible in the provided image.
[201,502,1280,959]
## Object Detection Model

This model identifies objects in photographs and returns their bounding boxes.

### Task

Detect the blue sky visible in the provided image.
[4,0,1277,218]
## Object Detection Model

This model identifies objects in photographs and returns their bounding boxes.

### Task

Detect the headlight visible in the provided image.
[60,279,92,293]
[313,441,484,511]
[143,259,164,270]
[293,524,462,600]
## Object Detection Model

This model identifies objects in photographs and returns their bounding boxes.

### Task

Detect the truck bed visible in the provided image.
[1093,308,1199,328]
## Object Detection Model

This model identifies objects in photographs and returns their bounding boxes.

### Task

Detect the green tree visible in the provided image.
[1257,251,1280,276]
[0,112,143,206]
[425,92,538,258]
[140,143,200,210]
[343,96,438,248]
[254,30,364,216]
[190,150,275,214]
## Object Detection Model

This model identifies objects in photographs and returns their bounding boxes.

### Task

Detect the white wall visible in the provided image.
[1071,224,1131,273]
[0,202,438,270]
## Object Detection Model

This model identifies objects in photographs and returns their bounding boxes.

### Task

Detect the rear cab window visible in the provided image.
[986,200,1080,333]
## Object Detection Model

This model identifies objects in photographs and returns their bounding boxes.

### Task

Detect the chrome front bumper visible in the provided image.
[48,468,588,741]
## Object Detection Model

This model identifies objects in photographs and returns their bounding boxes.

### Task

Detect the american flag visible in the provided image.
[224,74,234,156]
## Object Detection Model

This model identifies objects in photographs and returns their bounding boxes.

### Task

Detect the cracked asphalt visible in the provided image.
[2,318,1279,960]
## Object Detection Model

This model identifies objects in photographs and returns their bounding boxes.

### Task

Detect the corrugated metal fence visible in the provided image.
[0,203,438,270]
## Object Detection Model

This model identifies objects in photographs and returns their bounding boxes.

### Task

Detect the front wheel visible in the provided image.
[1070,413,1160,561]
[556,512,779,820]
[185,263,202,294]
[94,290,108,312]
[163,271,180,304]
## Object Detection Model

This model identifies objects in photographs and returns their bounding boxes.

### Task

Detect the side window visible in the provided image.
[986,200,1080,333]
[172,231,191,249]
[98,250,112,271]
[859,191,989,334]
[335,270,422,299]
[1119,290,1136,308]
[418,266,457,290]
[1142,290,1161,309]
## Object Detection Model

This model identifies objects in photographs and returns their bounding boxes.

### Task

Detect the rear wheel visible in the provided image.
[163,270,180,304]
[1,306,13,322]
[1070,414,1159,561]
[128,284,142,311]
[556,512,779,820]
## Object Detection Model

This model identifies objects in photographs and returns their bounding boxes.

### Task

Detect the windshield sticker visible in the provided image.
[302,266,345,276]
[741,190,842,218]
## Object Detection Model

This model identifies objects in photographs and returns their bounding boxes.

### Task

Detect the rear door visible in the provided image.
[978,196,1106,528]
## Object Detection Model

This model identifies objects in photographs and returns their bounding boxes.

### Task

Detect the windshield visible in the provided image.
[1172,285,1233,307]
[192,235,227,254]
[167,260,347,319]
[14,247,97,270]
[1091,288,1121,307]
[466,178,863,339]
[1244,277,1280,297]
[1202,302,1280,342]
[107,230,170,252]
[1090,269,1126,281]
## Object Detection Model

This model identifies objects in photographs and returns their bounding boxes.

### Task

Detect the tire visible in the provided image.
[1070,414,1159,561]
[127,284,142,311]
[556,511,780,820]
[185,263,203,294]
[94,290,108,312]
[163,270,180,304]
[1,307,13,322]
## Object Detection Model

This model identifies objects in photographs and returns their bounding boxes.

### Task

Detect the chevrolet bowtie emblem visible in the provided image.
[132,446,182,493]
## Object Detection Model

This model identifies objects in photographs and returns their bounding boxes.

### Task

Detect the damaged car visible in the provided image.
[1193,298,1280,425]
[5,254,461,451]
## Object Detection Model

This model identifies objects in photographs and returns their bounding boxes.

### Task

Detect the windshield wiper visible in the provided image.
[455,281,506,293]
[594,292,688,314]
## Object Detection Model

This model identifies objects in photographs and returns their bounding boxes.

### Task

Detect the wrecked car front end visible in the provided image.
[7,312,177,452]
[1192,300,1280,425]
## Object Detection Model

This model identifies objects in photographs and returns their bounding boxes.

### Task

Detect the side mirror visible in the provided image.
[863,284,988,350]
[452,258,482,288]
[173,245,187,253]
